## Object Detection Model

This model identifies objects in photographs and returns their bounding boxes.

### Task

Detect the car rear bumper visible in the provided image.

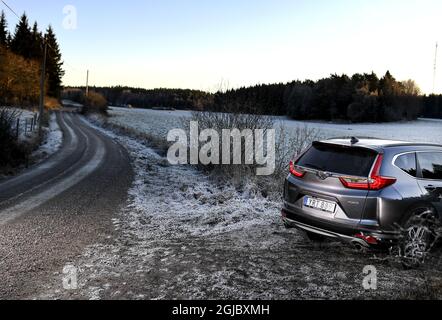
[281,206,398,248]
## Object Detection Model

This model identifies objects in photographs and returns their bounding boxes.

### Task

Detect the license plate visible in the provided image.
[303,197,336,213]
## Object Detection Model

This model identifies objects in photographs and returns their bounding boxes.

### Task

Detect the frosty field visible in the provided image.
[42,107,442,300]
[107,106,442,144]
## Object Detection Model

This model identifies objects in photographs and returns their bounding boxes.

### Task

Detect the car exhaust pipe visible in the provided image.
[351,238,370,251]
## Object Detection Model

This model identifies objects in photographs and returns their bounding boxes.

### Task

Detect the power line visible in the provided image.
[1,0,56,52]
[1,0,83,76]
[1,0,20,20]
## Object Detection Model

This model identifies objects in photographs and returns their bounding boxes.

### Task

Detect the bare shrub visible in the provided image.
[181,107,322,198]
[0,107,28,170]
[82,91,108,115]
[185,109,274,187]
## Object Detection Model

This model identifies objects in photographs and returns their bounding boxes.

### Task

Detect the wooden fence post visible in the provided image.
[16,118,20,140]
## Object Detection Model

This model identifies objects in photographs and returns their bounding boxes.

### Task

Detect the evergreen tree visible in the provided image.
[6,33,12,46]
[10,13,33,59]
[379,71,397,97]
[45,25,64,97]
[0,10,7,46]
[30,21,43,60]
[366,71,379,93]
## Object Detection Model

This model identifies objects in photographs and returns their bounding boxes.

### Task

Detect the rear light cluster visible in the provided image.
[339,154,396,191]
[289,154,396,191]
[289,161,305,178]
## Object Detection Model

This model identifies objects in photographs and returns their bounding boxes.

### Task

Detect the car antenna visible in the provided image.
[350,137,359,145]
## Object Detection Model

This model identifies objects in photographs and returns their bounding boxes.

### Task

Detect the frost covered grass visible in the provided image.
[0,109,62,178]
[88,116,279,237]
[108,106,442,144]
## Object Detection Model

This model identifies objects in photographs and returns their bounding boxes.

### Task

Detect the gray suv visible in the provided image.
[282,138,442,263]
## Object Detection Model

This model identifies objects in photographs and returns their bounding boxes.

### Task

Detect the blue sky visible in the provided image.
[2,0,442,93]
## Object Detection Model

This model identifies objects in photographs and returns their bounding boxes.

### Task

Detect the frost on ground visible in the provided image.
[107,106,442,144]
[40,114,442,300]
[3,107,39,143]
[0,109,62,179]
[32,113,62,162]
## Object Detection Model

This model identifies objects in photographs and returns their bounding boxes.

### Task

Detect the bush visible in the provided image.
[187,109,274,186]
[0,107,28,170]
[82,91,108,115]
[183,107,322,198]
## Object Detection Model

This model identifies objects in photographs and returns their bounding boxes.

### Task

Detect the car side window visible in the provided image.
[417,152,442,180]
[395,153,417,177]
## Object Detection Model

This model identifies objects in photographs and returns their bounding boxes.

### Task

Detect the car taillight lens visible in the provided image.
[340,154,396,190]
[339,177,370,190]
[289,161,305,178]
[368,154,397,190]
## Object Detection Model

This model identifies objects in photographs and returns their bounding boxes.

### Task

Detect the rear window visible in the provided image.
[417,152,442,180]
[296,143,377,176]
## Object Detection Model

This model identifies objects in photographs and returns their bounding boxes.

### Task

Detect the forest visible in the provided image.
[0,11,64,106]
[64,71,442,123]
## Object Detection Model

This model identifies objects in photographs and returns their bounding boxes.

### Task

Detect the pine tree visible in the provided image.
[30,21,43,60]
[0,10,7,46]
[45,25,64,97]
[6,33,12,46]
[10,13,33,58]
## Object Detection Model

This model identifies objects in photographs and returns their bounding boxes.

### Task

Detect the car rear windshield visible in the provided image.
[296,142,377,177]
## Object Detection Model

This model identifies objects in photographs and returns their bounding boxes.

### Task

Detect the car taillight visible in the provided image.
[340,154,396,190]
[289,161,305,178]
[339,177,370,190]
[368,154,397,190]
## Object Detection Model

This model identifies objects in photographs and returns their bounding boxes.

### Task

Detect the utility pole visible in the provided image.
[433,42,438,94]
[38,41,47,137]
[85,69,89,97]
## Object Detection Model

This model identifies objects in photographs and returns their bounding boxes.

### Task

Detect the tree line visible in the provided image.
[422,95,442,119]
[214,72,426,122]
[0,11,64,106]
[62,86,214,111]
[66,70,442,122]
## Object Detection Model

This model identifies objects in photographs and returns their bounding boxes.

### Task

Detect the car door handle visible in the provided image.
[425,185,437,192]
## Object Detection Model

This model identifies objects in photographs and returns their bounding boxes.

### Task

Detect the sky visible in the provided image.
[2,0,442,93]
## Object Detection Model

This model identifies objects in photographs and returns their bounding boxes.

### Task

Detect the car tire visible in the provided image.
[399,207,438,269]
[306,231,326,242]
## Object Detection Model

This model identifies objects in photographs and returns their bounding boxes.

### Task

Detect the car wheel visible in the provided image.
[306,231,326,242]
[399,207,438,269]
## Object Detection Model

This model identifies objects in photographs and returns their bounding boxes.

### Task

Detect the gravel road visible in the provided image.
[0,110,133,299]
